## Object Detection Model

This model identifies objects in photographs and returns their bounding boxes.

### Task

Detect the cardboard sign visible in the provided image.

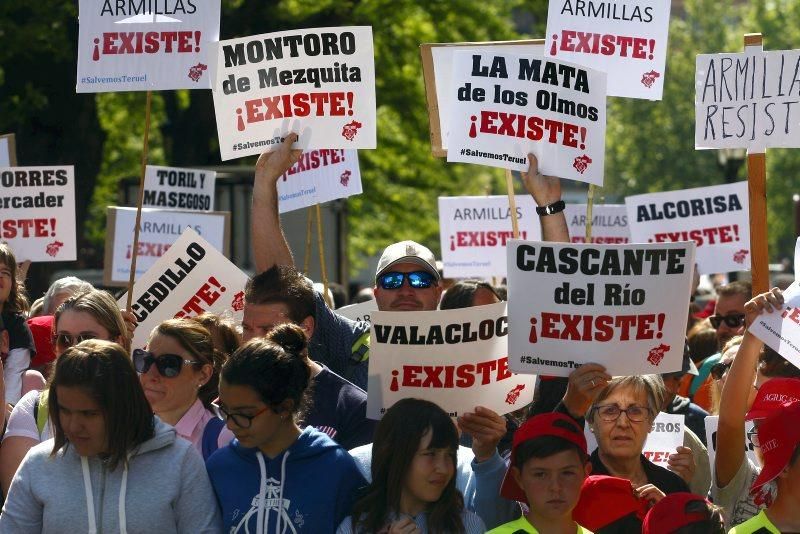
[544,0,672,99]
[336,299,378,324]
[704,415,759,478]
[76,0,221,92]
[438,195,542,278]
[212,26,376,161]
[0,166,76,262]
[104,207,229,286]
[446,50,607,185]
[507,240,695,377]
[696,50,800,150]
[625,182,750,274]
[0,134,17,167]
[749,282,800,368]
[585,412,685,468]
[143,165,216,211]
[118,228,248,350]
[565,204,630,244]
[366,302,537,419]
[420,40,545,156]
[277,149,362,213]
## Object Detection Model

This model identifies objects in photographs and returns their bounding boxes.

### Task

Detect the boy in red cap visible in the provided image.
[729,400,800,533]
[489,413,593,533]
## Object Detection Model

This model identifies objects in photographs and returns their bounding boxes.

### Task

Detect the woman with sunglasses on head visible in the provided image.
[206,323,366,533]
[0,339,221,532]
[136,317,234,460]
[0,289,126,497]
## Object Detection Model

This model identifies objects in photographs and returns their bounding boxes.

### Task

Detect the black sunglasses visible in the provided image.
[711,361,733,380]
[133,348,200,378]
[378,271,436,290]
[52,333,97,348]
[709,314,746,329]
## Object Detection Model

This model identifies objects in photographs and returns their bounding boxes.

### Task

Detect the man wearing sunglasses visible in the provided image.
[373,240,442,312]
[709,280,751,349]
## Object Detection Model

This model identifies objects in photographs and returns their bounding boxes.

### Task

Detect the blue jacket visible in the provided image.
[207,427,366,533]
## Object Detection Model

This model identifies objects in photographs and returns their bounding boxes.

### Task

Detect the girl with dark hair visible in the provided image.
[0,340,221,532]
[338,398,485,534]
[207,323,365,533]
[0,243,36,405]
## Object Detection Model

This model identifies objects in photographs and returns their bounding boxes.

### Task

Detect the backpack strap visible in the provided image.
[35,390,49,439]
[201,416,225,461]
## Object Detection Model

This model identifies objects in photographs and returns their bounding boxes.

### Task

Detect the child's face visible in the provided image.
[0,262,12,304]
[513,449,589,521]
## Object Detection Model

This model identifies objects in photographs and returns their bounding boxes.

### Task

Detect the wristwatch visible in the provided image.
[535,200,566,216]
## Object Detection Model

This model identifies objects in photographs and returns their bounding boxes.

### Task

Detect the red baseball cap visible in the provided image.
[641,492,713,534]
[572,475,649,530]
[745,378,800,421]
[499,413,587,503]
[751,400,800,492]
[27,315,53,369]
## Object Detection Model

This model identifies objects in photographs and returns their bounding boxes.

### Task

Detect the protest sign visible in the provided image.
[438,195,542,278]
[0,134,16,167]
[119,228,248,349]
[625,182,750,274]
[585,412,684,469]
[749,282,800,369]
[143,165,216,211]
[696,49,800,150]
[565,204,629,244]
[337,299,378,324]
[544,0,671,100]
[0,166,76,262]
[212,27,376,161]
[77,0,221,92]
[104,207,229,286]
[705,416,759,478]
[366,302,536,419]
[507,240,695,376]
[277,149,362,213]
[446,50,607,185]
[795,237,800,280]
[420,41,545,156]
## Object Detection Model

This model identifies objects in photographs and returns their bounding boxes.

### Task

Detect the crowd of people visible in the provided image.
[0,134,793,533]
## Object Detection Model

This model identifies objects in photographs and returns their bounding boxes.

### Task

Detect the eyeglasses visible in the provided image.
[594,404,652,423]
[711,361,733,380]
[52,333,97,349]
[212,402,270,429]
[132,349,200,378]
[709,314,746,329]
[377,271,436,290]
[747,427,760,448]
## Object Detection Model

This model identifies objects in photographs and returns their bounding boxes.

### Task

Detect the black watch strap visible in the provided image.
[535,200,566,216]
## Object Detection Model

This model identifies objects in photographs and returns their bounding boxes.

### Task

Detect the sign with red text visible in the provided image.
[565,204,630,244]
[446,51,607,184]
[143,165,216,211]
[104,207,229,286]
[212,27,376,161]
[438,195,542,278]
[77,0,221,92]
[277,149,362,213]
[507,240,695,376]
[119,228,248,350]
[366,302,536,419]
[586,412,684,468]
[337,299,378,324]
[0,166,76,262]
[625,182,749,274]
[545,0,671,99]
[749,282,800,369]
[696,50,800,150]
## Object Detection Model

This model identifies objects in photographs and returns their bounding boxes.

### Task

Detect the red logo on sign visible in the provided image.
[46,241,64,258]
[647,343,670,367]
[340,170,351,187]
[505,384,526,405]
[231,291,245,312]
[573,155,592,174]
[342,120,362,141]
[641,70,661,88]
[188,63,207,82]
[733,249,749,264]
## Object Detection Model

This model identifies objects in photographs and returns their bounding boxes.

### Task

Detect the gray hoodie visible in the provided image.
[0,417,222,533]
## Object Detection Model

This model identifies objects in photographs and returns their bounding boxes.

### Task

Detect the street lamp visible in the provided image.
[716,148,747,183]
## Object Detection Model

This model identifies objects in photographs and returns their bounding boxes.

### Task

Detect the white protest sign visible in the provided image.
[337,299,378,324]
[625,182,750,274]
[0,134,15,167]
[105,207,229,285]
[794,238,800,281]
[704,415,759,478]
[585,412,684,468]
[749,282,800,368]
[0,167,76,262]
[544,1,671,99]
[277,149,362,213]
[446,50,607,185]
[77,0,221,92]
[366,302,536,419]
[565,204,630,244]
[143,165,216,211]
[507,240,695,377]
[696,50,800,150]
[212,27,376,161]
[438,195,542,278]
[119,228,248,350]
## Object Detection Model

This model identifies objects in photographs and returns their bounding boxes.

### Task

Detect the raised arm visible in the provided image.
[520,153,570,243]
[251,134,303,272]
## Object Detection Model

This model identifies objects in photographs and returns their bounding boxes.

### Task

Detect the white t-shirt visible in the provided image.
[713,456,776,530]
[2,389,51,442]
